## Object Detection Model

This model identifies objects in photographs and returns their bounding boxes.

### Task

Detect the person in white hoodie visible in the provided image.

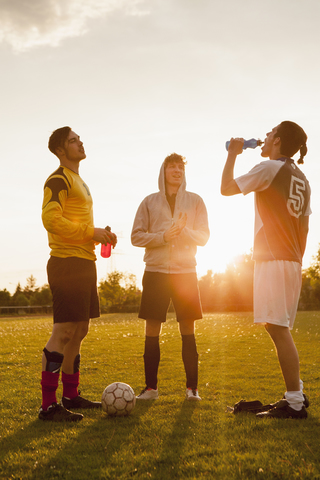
[131,153,210,401]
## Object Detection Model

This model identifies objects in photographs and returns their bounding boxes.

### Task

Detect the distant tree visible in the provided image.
[13,293,29,306]
[11,283,23,305]
[198,269,215,310]
[0,289,11,306]
[99,271,141,313]
[300,244,320,310]
[23,275,39,300]
[122,273,141,309]
[306,244,320,281]
[299,272,318,310]
[30,285,52,306]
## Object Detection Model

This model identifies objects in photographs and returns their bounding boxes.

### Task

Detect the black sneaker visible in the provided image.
[256,399,308,419]
[61,395,102,409]
[258,394,309,413]
[38,403,83,422]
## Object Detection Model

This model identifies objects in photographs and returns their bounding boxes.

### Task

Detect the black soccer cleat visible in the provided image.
[271,393,309,410]
[302,394,310,409]
[258,393,309,413]
[256,399,308,419]
[38,403,83,422]
[61,395,102,409]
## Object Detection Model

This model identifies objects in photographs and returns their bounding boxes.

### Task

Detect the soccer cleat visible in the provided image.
[136,387,159,400]
[256,399,308,419]
[257,393,309,413]
[38,403,83,422]
[272,393,309,409]
[302,394,310,408]
[186,388,201,401]
[61,395,102,409]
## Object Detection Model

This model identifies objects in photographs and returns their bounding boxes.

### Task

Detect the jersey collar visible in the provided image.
[276,156,294,163]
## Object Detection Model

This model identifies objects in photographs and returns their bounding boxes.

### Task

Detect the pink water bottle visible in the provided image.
[101,226,112,258]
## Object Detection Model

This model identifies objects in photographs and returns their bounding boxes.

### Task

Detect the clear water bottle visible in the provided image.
[101,226,112,258]
[225,138,263,151]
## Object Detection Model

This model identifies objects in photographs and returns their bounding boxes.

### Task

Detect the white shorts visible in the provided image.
[254,260,302,329]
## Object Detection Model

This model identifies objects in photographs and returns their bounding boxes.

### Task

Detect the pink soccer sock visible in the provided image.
[41,371,59,411]
[62,371,80,399]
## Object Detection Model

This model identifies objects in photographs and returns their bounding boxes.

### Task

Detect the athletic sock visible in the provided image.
[41,371,59,411]
[182,334,199,390]
[62,371,80,400]
[143,336,160,390]
[285,390,304,411]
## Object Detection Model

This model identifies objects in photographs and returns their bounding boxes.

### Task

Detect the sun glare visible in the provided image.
[196,235,253,278]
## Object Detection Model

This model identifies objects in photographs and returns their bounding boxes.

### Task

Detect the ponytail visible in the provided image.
[297,143,308,165]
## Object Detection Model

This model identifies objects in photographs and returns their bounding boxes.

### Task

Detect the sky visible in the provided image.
[1,0,320,294]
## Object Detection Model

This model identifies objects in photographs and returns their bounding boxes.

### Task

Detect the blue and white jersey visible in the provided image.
[235,158,311,264]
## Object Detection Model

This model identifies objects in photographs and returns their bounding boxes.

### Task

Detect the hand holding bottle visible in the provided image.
[101,226,117,258]
[225,138,263,151]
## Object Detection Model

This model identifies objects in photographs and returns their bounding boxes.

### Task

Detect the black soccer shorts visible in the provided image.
[47,256,100,323]
[139,271,202,322]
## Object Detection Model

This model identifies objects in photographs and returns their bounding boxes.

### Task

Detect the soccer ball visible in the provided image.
[101,382,136,416]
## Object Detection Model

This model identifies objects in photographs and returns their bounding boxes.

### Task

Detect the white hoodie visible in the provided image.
[131,161,210,274]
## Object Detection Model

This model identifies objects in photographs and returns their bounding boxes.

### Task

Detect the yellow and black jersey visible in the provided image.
[42,166,96,261]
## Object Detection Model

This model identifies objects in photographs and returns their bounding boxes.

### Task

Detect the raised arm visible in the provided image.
[220,138,243,196]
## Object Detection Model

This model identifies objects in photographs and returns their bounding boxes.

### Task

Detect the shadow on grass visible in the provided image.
[0,400,155,480]
[1,402,320,479]
[150,399,199,478]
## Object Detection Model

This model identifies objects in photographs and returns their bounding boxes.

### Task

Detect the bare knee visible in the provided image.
[50,323,79,347]
[179,319,195,336]
[145,320,162,337]
[73,322,89,342]
[265,323,291,343]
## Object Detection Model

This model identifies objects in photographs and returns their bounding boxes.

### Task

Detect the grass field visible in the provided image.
[0,312,320,479]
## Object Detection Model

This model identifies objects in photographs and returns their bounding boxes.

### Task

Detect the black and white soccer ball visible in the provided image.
[102,382,136,416]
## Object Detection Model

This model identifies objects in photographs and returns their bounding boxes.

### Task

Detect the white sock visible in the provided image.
[285,390,304,411]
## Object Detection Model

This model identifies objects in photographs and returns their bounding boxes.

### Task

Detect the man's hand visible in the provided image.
[164,212,187,242]
[228,137,244,155]
[220,138,243,196]
[93,228,118,247]
[175,212,187,231]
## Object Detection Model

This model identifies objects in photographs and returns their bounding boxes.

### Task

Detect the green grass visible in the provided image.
[0,312,320,479]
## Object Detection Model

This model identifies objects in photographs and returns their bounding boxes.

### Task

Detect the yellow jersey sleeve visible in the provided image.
[42,166,96,260]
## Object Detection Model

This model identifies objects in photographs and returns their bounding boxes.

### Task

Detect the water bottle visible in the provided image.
[101,226,112,258]
[225,138,263,151]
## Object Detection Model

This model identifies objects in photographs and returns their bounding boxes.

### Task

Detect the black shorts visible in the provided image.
[139,271,202,322]
[47,256,100,324]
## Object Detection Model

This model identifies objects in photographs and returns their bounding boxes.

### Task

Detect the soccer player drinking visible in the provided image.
[221,121,311,419]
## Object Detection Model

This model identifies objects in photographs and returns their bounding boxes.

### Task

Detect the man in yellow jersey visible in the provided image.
[39,127,117,422]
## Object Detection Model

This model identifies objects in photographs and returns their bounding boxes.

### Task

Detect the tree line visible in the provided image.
[2,246,320,313]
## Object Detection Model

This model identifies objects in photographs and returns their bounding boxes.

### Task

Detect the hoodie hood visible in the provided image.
[158,160,187,197]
